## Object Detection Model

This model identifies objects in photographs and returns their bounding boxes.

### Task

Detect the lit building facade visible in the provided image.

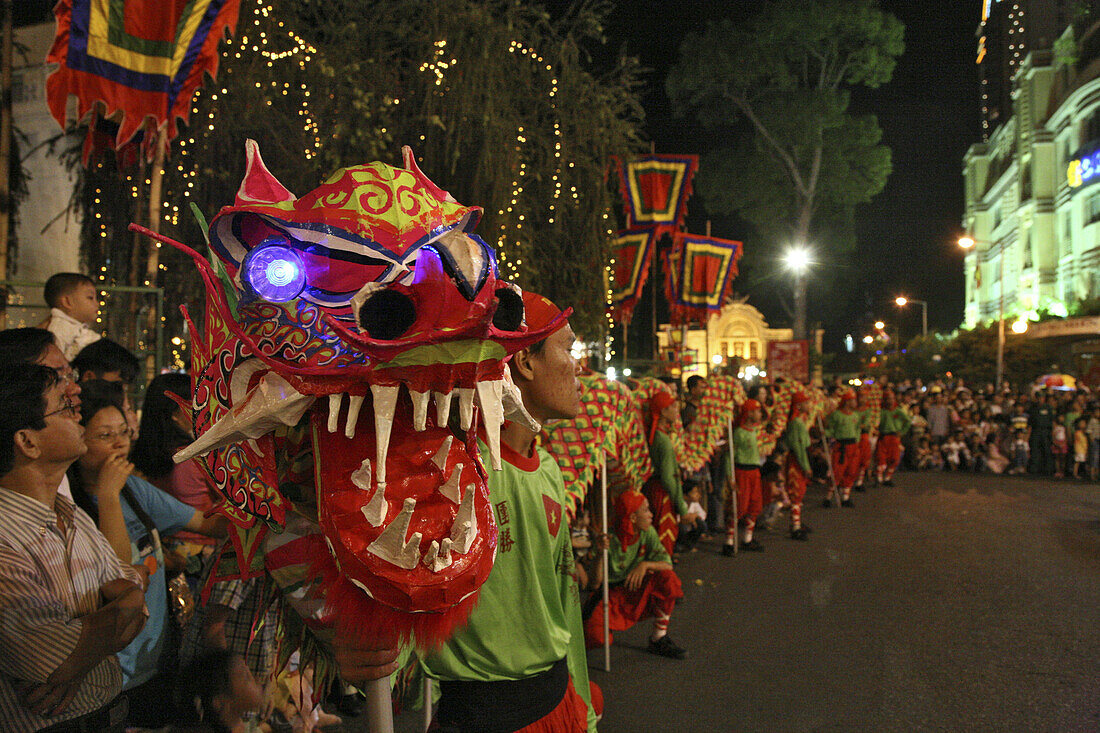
[962,9,1100,329]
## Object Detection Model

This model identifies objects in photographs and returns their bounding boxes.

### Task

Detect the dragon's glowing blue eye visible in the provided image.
[242,244,305,302]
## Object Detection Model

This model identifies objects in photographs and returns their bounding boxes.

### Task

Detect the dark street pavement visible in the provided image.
[589,472,1100,732]
[370,471,1100,732]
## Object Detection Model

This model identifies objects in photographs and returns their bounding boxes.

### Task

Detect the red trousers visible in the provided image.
[784,456,808,505]
[730,467,763,522]
[642,480,678,556]
[584,569,683,647]
[876,434,902,475]
[831,441,862,489]
[857,434,873,474]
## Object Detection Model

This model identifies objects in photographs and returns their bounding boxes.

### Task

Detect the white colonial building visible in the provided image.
[962,27,1100,329]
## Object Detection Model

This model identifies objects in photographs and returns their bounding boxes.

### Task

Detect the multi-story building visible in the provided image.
[962,8,1100,329]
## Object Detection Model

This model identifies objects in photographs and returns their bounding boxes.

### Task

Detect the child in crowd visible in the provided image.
[1073,418,1089,479]
[982,434,1009,474]
[915,437,933,470]
[1051,414,1068,478]
[41,271,101,359]
[584,490,686,659]
[675,480,708,552]
[1088,406,1100,481]
[1009,429,1030,474]
[170,650,265,733]
[942,431,970,471]
[928,444,945,471]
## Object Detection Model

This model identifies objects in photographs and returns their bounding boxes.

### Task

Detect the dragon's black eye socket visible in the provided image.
[492,288,524,332]
[358,290,416,340]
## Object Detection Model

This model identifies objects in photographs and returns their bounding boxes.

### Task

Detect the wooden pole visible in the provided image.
[817,414,840,507]
[0,0,12,329]
[365,677,394,733]
[142,127,167,379]
[422,676,432,732]
[704,220,711,375]
[726,419,738,554]
[601,453,611,672]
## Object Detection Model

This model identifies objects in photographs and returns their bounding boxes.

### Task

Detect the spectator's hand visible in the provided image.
[24,673,85,718]
[592,532,610,552]
[331,633,401,685]
[92,453,133,499]
[625,562,649,592]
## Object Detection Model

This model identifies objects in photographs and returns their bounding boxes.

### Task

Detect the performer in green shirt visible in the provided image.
[643,391,688,556]
[421,292,597,733]
[854,389,876,492]
[781,392,813,540]
[584,490,686,660]
[825,390,861,507]
[875,390,911,485]
[723,398,765,555]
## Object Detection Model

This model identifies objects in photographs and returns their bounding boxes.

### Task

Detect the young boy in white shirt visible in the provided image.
[41,273,101,360]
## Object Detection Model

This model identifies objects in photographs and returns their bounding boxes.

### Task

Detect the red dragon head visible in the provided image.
[142,142,566,644]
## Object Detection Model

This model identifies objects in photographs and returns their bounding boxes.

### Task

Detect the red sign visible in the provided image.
[766,340,810,384]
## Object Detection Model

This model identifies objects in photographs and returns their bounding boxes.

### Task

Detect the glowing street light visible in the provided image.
[895,296,928,337]
[874,320,885,330]
[783,246,813,340]
[957,236,976,249]
[1011,318,1029,334]
[862,335,874,344]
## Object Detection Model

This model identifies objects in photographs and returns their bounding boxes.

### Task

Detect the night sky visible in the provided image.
[602,0,982,347]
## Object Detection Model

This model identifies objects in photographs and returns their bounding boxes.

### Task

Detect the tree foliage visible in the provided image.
[876,326,1061,388]
[66,0,644,359]
[166,0,643,341]
[665,0,902,321]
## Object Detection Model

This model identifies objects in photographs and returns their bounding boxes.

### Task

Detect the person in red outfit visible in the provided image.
[584,490,685,659]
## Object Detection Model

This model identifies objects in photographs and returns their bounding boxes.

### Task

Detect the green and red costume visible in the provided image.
[781,393,813,532]
[725,399,764,546]
[422,439,597,733]
[826,392,862,500]
[643,391,687,556]
[876,394,911,482]
[584,490,683,649]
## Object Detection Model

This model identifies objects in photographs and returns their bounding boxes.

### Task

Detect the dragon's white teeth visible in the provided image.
[457,387,475,431]
[434,390,452,426]
[476,380,505,471]
[371,384,400,486]
[367,497,421,569]
[431,435,454,472]
[439,463,464,503]
[327,393,343,433]
[345,394,366,439]
[175,372,314,462]
[351,458,372,491]
[423,538,454,572]
[362,480,387,526]
[410,390,430,431]
[449,483,477,554]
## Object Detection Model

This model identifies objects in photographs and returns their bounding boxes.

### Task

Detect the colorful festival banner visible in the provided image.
[47,0,242,153]
[608,228,658,324]
[766,340,810,384]
[665,232,743,324]
[615,154,698,233]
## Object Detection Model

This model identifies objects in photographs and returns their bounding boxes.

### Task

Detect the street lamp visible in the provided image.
[873,320,885,330]
[958,235,1008,390]
[784,246,812,341]
[895,296,928,338]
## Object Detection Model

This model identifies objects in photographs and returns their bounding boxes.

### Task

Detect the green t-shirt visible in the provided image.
[879,407,912,435]
[857,408,875,432]
[607,525,670,585]
[650,430,688,515]
[733,425,761,465]
[782,416,811,474]
[421,441,595,731]
[826,409,860,440]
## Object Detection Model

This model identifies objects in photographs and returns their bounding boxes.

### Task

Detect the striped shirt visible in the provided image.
[0,487,139,732]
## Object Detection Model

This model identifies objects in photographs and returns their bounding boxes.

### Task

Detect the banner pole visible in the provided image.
[601,453,611,672]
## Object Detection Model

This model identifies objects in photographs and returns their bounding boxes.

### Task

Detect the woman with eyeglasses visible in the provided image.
[67,390,227,729]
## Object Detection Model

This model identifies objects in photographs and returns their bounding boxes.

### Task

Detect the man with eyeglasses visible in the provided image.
[0,329,83,499]
[0,365,147,732]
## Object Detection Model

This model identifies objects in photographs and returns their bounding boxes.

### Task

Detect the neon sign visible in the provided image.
[1067,150,1100,190]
